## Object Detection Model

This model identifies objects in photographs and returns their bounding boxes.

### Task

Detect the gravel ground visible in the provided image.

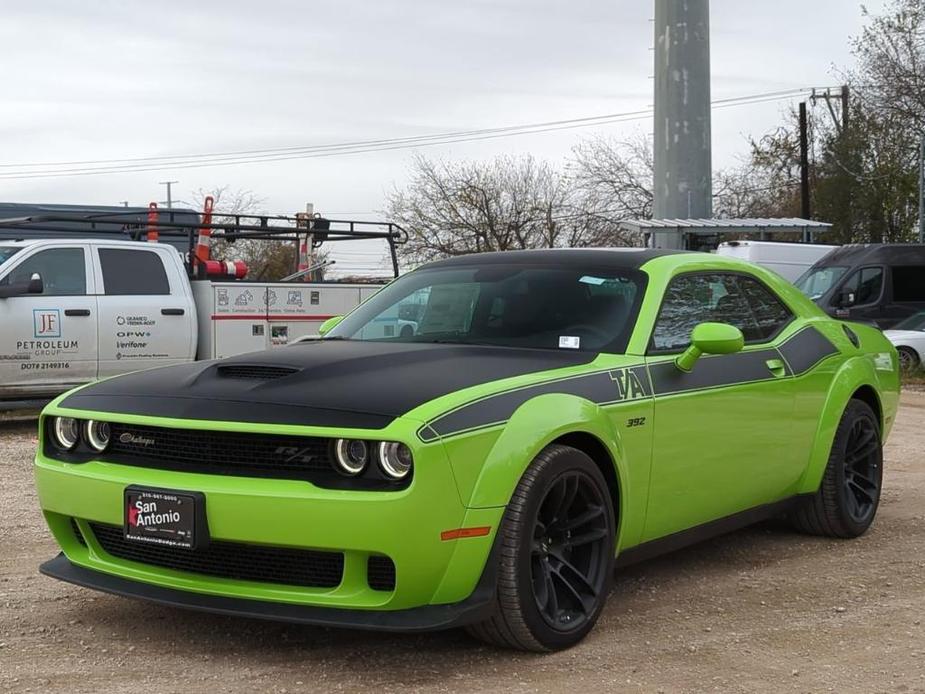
[2,394,924,693]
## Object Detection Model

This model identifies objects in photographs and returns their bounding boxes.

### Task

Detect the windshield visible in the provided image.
[795,265,848,300]
[326,263,646,353]
[0,246,21,268]
[893,311,925,331]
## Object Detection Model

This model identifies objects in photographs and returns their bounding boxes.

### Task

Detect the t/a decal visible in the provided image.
[609,368,648,401]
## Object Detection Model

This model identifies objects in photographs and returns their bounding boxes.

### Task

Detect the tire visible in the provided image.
[790,399,883,538]
[466,445,615,652]
[897,346,920,373]
[399,325,414,338]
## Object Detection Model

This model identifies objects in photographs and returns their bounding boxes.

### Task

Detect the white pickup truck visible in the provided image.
[0,238,383,407]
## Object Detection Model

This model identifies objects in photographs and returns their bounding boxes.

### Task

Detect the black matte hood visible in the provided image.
[60,340,595,429]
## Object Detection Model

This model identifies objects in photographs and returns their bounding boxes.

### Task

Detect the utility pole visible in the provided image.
[653,0,712,249]
[919,135,925,243]
[799,101,811,237]
[158,180,178,208]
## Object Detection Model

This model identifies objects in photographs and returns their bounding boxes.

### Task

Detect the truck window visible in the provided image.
[0,248,86,295]
[892,266,925,302]
[99,249,170,295]
[839,267,883,306]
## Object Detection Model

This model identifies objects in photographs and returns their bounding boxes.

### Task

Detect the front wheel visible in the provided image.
[790,399,883,538]
[466,445,615,651]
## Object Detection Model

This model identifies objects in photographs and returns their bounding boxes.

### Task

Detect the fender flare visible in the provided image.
[796,356,882,495]
[465,393,629,540]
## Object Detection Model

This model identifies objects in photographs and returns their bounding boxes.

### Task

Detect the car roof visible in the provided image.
[419,248,695,271]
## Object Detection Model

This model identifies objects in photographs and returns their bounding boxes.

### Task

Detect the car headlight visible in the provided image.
[52,417,80,450]
[84,420,111,452]
[377,441,413,480]
[334,438,369,476]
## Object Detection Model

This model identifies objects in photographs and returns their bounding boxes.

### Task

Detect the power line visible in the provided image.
[0,88,827,180]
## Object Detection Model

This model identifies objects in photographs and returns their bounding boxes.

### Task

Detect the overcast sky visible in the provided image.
[0,0,886,274]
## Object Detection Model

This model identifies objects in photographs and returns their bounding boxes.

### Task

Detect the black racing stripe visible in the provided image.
[647,348,785,396]
[420,366,651,441]
[778,326,840,376]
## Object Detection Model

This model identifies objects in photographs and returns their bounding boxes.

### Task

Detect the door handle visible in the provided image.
[161,308,185,316]
[64,309,91,317]
[765,358,787,377]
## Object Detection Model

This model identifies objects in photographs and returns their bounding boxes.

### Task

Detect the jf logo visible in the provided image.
[33,309,61,338]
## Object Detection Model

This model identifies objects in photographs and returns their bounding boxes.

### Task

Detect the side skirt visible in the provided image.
[615,496,808,568]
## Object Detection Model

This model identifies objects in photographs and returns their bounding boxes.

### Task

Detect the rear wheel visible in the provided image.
[790,399,883,538]
[466,445,615,651]
[897,347,920,373]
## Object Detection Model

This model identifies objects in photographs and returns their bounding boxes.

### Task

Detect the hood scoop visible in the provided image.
[216,364,300,380]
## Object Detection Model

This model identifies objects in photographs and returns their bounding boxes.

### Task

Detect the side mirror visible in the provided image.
[318,315,344,337]
[837,290,855,308]
[0,272,43,298]
[675,322,744,373]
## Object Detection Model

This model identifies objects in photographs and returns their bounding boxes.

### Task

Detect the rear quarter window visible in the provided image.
[99,249,170,295]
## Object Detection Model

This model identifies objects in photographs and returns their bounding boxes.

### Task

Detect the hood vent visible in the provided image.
[217,364,299,380]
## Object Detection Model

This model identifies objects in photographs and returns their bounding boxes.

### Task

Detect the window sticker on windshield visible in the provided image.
[579,275,606,286]
[559,335,581,349]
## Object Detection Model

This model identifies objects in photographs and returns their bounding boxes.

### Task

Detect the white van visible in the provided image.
[715,240,835,282]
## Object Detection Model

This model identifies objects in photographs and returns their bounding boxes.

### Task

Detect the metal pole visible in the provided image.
[799,102,811,238]
[158,181,178,208]
[653,0,712,249]
[919,134,925,243]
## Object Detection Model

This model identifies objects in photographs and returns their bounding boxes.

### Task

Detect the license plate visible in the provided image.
[124,486,207,550]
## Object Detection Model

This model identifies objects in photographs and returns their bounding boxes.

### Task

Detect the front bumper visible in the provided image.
[35,411,504,618]
[40,552,498,632]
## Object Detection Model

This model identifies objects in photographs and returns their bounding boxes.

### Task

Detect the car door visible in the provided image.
[94,245,195,377]
[641,271,798,542]
[0,245,98,394]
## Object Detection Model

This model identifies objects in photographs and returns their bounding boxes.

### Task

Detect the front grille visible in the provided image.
[106,423,332,480]
[96,423,410,490]
[217,364,299,380]
[367,555,396,591]
[88,522,344,589]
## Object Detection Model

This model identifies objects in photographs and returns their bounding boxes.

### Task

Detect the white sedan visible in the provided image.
[885,311,925,372]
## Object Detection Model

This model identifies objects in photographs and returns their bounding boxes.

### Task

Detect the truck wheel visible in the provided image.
[897,347,920,372]
[790,400,883,538]
[466,445,615,651]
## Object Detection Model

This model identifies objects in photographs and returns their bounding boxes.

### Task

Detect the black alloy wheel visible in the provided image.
[842,415,881,525]
[466,445,615,651]
[790,399,883,538]
[531,471,611,631]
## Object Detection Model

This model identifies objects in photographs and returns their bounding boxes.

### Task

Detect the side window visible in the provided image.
[99,249,170,295]
[892,266,925,302]
[651,273,790,352]
[838,266,883,306]
[0,248,86,295]
[736,275,794,341]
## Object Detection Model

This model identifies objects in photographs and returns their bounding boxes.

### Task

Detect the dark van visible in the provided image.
[795,244,925,328]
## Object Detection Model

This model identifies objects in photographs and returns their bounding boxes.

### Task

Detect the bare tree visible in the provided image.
[850,0,925,130]
[569,133,654,221]
[388,153,619,265]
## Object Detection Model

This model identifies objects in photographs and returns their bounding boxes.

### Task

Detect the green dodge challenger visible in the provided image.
[35,249,900,651]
